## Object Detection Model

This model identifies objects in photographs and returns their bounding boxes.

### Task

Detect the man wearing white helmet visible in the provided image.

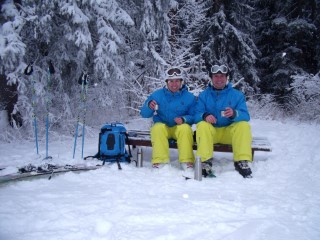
[140,67,196,170]
[194,64,253,178]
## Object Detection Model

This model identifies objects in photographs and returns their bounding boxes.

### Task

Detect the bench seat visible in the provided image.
[127,130,272,159]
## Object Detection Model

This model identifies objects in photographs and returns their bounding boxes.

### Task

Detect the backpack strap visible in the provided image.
[84,153,99,160]
[102,155,122,170]
[84,131,102,160]
[124,132,132,163]
[116,157,122,170]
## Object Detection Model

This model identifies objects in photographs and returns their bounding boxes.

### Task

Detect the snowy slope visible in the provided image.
[0,118,319,240]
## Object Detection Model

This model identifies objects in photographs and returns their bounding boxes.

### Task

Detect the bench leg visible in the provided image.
[252,150,255,161]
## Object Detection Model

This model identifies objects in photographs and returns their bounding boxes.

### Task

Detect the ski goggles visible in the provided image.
[165,67,183,79]
[211,65,228,74]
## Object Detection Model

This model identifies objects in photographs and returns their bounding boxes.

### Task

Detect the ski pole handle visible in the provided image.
[24,64,33,76]
[48,61,55,74]
[78,73,89,85]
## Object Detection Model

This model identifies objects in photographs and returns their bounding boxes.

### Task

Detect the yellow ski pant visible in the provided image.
[196,121,252,162]
[150,123,195,164]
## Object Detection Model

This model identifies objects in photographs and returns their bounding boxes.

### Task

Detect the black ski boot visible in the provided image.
[202,158,216,178]
[18,164,37,173]
[234,160,252,178]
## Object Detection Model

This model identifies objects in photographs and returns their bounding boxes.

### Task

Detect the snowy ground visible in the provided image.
[0,118,319,240]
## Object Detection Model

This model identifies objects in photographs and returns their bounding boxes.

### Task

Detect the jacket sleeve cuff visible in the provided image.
[230,110,239,120]
[230,110,238,119]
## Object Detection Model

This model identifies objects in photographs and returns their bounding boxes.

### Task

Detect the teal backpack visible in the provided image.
[85,122,131,169]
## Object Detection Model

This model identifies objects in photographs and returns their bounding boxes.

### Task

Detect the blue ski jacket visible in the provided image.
[194,83,250,127]
[140,85,196,127]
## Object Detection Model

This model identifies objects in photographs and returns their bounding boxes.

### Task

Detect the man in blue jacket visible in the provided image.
[140,67,196,170]
[194,64,253,178]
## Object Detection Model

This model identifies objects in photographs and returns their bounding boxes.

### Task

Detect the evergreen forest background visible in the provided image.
[0,0,319,140]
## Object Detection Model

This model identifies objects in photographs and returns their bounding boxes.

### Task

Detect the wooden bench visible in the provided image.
[127,130,272,160]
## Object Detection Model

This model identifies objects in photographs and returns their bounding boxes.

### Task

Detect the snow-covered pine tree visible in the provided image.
[2,0,319,133]
[119,0,174,115]
[289,72,320,122]
[0,0,26,129]
[0,0,26,72]
[254,0,318,108]
[187,0,260,95]
[139,0,172,67]
[89,0,135,122]
[14,0,96,132]
[168,0,211,95]
[1,0,137,134]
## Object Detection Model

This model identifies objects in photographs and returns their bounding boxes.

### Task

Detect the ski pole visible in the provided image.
[72,73,86,159]
[81,123,85,159]
[44,60,55,160]
[72,120,79,159]
[81,74,89,159]
[45,115,50,159]
[24,64,39,155]
[34,116,39,154]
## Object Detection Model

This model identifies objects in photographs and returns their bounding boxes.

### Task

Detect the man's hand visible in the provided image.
[174,117,184,125]
[149,100,158,110]
[205,114,217,124]
[223,107,235,118]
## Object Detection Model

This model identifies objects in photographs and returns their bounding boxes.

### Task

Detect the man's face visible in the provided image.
[167,79,182,92]
[211,73,228,89]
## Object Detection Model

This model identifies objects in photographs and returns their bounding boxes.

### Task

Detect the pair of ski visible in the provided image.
[24,61,55,160]
[0,163,101,183]
[0,161,215,184]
